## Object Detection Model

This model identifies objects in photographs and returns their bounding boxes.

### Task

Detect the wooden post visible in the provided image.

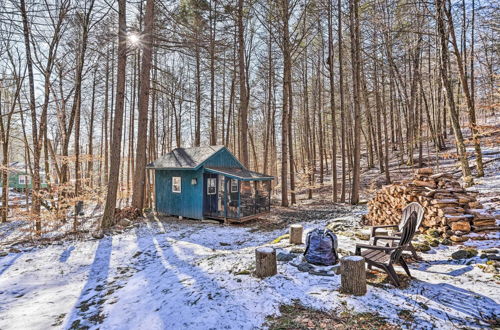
[255,247,277,278]
[289,224,303,244]
[340,256,367,295]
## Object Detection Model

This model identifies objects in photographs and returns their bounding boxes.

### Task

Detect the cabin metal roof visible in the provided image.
[147,145,226,169]
[204,166,274,181]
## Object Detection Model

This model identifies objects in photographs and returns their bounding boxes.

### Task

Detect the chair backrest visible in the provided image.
[399,202,424,232]
[391,211,418,263]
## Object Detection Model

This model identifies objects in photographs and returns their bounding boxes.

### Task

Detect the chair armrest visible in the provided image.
[355,243,396,256]
[371,224,399,237]
[373,235,401,245]
[372,225,399,229]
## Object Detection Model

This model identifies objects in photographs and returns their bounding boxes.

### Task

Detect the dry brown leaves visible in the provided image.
[265,302,400,330]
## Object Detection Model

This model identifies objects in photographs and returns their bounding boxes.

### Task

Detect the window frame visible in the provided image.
[207,177,217,195]
[230,179,238,193]
[19,175,26,185]
[172,176,182,193]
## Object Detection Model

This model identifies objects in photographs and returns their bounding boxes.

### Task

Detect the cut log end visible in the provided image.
[340,256,367,296]
[255,247,277,278]
[289,224,303,244]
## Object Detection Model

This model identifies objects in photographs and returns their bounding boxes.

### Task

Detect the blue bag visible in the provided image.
[304,229,339,265]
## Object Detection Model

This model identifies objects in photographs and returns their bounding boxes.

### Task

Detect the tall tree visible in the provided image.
[444,0,483,177]
[327,0,338,202]
[238,0,249,167]
[102,0,128,228]
[132,0,155,210]
[435,0,473,187]
[20,0,43,232]
[349,0,361,204]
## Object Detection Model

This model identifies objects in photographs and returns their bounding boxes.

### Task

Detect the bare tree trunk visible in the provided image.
[328,0,338,202]
[87,68,97,188]
[238,0,249,167]
[102,0,128,228]
[349,0,361,204]
[132,0,155,210]
[20,0,42,232]
[338,0,347,202]
[194,45,201,147]
[73,0,95,200]
[280,0,291,207]
[435,0,473,187]
[444,0,483,177]
[209,0,217,145]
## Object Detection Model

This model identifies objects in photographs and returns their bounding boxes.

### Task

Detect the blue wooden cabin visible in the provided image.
[147,146,274,223]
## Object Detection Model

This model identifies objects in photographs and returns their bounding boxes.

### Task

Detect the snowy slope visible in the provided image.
[1,211,499,330]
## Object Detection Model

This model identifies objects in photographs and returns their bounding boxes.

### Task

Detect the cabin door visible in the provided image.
[203,173,219,217]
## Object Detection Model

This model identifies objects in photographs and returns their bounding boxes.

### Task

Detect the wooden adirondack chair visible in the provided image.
[370,202,424,259]
[355,211,419,287]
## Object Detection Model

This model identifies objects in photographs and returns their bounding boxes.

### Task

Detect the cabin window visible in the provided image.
[172,177,181,193]
[207,178,217,195]
[231,179,238,193]
[19,175,26,185]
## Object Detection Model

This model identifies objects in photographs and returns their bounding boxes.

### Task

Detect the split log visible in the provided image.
[412,180,437,189]
[289,224,303,244]
[340,256,367,296]
[450,221,471,232]
[416,168,433,175]
[255,247,277,278]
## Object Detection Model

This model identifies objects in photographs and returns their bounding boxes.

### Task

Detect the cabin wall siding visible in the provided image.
[155,169,204,219]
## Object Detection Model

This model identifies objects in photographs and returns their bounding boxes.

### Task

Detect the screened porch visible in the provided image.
[202,167,273,223]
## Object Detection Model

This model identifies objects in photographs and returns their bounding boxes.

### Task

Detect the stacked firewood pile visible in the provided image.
[367,168,498,237]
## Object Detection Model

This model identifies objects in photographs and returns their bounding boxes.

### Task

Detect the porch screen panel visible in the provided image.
[255,180,271,213]
[239,181,256,217]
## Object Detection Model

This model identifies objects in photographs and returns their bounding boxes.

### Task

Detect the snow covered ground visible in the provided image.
[0,206,499,329]
[1,145,499,329]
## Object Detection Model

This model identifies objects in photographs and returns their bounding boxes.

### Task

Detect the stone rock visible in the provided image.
[440,238,452,246]
[413,242,431,252]
[450,235,468,243]
[450,221,471,232]
[424,236,440,247]
[426,229,440,238]
[9,248,20,253]
[277,252,296,262]
[354,232,370,241]
[296,262,314,272]
[479,264,498,274]
[326,222,347,232]
[451,248,478,260]
[290,248,305,254]
[219,242,230,246]
[487,255,500,261]
[0,251,8,257]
